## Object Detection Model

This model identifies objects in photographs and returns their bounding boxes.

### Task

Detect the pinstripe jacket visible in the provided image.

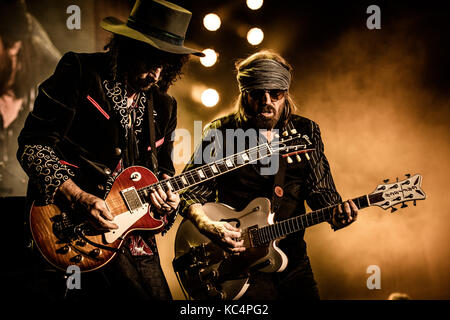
[179,114,343,257]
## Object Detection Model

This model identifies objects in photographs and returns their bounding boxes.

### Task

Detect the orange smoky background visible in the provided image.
[1,0,447,300]
[163,1,450,300]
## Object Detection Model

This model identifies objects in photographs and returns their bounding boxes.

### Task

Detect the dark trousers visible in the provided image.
[241,254,320,300]
[20,246,172,301]
[101,247,172,300]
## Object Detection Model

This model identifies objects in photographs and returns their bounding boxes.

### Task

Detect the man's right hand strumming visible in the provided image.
[187,203,246,255]
[58,179,118,230]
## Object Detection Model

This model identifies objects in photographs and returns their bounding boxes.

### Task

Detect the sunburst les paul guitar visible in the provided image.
[29,131,309,272]
[173,174,426,300]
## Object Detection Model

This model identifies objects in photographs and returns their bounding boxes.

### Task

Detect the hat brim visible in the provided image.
[101,17,204,57]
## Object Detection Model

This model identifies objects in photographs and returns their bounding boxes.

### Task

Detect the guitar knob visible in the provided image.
[89,248,101,258]
[70,255,83,263]
[56,245,70,254]
[76,239,86,247]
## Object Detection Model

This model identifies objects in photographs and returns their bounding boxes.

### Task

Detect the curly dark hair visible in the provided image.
[104,34,189,93]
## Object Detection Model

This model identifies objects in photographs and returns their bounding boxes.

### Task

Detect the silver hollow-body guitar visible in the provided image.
[173,174,426,300]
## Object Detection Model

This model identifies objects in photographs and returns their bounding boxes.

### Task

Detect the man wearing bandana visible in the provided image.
[179,50,359,300]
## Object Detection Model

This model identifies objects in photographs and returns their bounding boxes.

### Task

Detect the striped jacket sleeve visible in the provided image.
[304,121,344,230]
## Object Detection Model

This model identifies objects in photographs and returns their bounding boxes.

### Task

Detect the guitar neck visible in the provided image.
[256,192,384,244]
[137,143,273,196]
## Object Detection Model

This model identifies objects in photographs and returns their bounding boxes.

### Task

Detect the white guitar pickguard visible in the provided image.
[104,203,149,243]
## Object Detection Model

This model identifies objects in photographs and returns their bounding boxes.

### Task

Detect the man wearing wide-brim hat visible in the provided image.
[17,0,203,299]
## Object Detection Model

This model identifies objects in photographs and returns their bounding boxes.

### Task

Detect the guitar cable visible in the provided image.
[174,270,192,300]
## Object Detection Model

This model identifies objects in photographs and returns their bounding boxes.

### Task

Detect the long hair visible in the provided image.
[104,34,189,93]
[233,50,297,128]
[0,0,36,98]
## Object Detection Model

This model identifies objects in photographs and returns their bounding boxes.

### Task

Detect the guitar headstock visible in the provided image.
[369,174,426,212]
[269,130,315,163]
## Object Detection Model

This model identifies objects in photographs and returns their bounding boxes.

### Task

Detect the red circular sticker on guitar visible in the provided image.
[274,186,284,197]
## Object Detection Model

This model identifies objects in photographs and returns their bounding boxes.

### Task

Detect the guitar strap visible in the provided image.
[146,91,158,174]
[271,151,287,219]
[271,124,291,220]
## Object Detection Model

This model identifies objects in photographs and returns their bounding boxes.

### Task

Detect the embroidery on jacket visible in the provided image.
[103,79,146,143]
[20,145,75,204]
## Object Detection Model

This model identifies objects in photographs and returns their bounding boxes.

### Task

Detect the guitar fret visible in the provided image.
[202,166,213,178]
[289,219,295,233]
[284,220,290,234]
[268,227,273,242]
[295,217,301,231]
[216,160,228,172]
[191,171,202,184]
[261,227,268,243]
[276,223,281,238]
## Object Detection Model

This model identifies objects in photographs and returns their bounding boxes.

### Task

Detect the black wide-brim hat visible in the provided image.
[101,0,204,56]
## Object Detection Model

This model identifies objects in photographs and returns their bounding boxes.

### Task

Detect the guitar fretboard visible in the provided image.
[136,143,273,199]
[255,193,383,245]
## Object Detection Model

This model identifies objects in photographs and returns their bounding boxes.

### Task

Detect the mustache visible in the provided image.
[136,74,157,87]
[258,105,276,114]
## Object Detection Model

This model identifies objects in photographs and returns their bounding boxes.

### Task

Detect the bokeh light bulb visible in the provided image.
[203,13,221,31]
[200,49,218,67]
[201,89,219,107]
[247,0,264,10]
[247,27,264,45]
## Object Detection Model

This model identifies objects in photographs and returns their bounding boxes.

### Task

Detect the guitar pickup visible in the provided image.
[247,225,260,247]
[121,187,144,212]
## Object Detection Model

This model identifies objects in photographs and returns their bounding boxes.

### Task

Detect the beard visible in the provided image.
[128,73,158,92]
[250,104,281,129]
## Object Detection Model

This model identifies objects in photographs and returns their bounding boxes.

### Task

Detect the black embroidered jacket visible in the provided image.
[17,51,178,232]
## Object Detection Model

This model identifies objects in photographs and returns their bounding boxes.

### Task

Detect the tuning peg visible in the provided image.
[413,200,417,206]
[383,179,390,183]
[275,133,280,139]
[286,156,293,164]
[405,173,411,178]
[401,203,408,208]
[296,154,301,162]
[305,153,310,161]
[282,130,289,136]
[391,207,398,213]
[290,128,297,134]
